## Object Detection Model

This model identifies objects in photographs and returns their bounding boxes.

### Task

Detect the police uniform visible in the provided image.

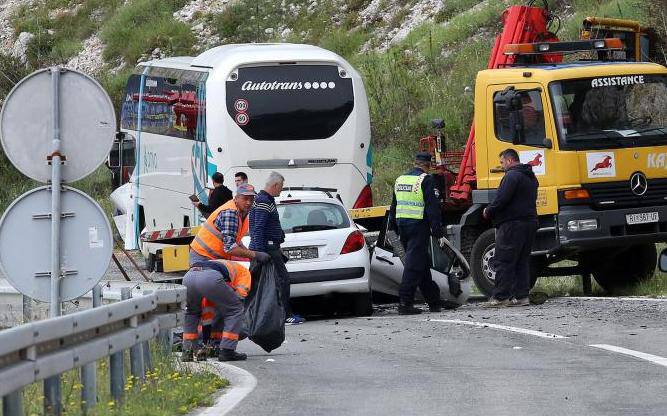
[388,152,444,314]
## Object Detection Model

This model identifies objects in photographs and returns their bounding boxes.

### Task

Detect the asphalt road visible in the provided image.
[229,298,667,416]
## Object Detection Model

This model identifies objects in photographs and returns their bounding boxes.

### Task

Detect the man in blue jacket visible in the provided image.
[249,172,305,325]
[483,148,539,307]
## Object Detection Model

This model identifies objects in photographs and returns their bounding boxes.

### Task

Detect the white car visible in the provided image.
[370,225,472,308]
[242,189,372,316]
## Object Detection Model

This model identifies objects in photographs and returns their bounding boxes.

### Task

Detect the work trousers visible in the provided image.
[397,221,441,305]
[183,268,244,350]
[250,247,292,316]
[189,249,210,266]
[492,219,538,301]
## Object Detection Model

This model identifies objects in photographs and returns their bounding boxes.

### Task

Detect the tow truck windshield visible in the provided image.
[549,74,667,150]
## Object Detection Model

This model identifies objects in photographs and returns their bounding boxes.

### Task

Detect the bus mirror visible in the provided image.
[659,249,667,272]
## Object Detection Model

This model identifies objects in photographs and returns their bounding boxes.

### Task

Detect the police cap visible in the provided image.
[415,152,432,163]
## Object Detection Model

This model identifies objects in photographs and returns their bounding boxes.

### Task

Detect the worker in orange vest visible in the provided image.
[189,183,270,264]
[182,259,253,362]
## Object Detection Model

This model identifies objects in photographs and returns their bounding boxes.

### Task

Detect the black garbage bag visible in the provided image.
[243,261,286,353]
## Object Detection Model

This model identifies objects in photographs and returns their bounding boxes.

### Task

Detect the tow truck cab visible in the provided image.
[454,61,667,294]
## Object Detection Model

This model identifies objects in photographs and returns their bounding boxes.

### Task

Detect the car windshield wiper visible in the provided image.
[291,225,339,233]
[566,130,624,141]
[633,127,667,137]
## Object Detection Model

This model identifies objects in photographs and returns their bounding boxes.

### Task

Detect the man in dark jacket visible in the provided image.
[483,148,539,307]
[249,172,305,325]
[388,152,446,315]
[193,172,233,218]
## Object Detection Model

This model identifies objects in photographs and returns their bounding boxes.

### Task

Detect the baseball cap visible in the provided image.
[415,152,432,163]
[237,183,257,196]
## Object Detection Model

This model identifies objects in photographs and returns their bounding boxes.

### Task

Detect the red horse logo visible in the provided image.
[527,153,543,167]
[591,155,613,172]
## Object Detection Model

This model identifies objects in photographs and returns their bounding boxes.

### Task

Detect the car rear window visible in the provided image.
[277,202,350,233]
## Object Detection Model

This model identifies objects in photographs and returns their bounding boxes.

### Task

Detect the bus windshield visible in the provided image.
[549,75,667,150]
[226,65,354,141]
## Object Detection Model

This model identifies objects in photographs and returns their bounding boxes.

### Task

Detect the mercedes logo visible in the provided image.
[630,172,648,196]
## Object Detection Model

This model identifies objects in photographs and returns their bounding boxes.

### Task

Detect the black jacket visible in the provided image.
[198,185,233,218]
[486,163,539,226]
[388,167,443,238]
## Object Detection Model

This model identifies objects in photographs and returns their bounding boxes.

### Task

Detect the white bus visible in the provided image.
[113,44,373,249]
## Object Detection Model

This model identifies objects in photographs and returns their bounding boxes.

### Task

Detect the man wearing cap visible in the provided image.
[388,152,446,315]
[190,183,271,265]
[192,172,233,218]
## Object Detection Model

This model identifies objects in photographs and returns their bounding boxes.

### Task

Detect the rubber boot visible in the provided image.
[398,301,422,315]
[218,349,247,362]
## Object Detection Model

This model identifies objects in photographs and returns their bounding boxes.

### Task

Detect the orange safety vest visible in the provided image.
[190,200,249,260]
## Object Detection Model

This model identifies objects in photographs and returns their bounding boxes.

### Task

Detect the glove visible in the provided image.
[254,251,270,264]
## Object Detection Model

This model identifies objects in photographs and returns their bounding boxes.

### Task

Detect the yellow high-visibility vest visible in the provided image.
[394,173,426,220]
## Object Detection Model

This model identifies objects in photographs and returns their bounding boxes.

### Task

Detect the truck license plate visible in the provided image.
[626,212,659,225]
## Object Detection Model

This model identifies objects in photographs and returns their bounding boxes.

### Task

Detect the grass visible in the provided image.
[12,343,227,416]
[100,0,194,64]
[532,269,667,298]
[12,0,124,66]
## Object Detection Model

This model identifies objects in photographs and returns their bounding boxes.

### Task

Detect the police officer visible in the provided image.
[482,148,539,307]
[388,152,446,315]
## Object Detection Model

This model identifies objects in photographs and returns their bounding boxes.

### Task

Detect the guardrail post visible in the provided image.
[110,288,131,402]
[142,290,153,373]
[127,289,145,381]
[22,295,32,323]
[158,328,173,354]
[81,284,102,412]
[44,377,61,415]
[3,390,23,416]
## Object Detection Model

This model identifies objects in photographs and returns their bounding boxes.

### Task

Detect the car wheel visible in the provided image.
[351,293,373,316]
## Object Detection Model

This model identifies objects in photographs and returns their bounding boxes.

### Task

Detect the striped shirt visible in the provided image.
[249,190,285,252]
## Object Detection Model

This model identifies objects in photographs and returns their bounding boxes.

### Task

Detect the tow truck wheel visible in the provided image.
[470,228,541,297]
[470,229,498,296]
[590,243,657,293]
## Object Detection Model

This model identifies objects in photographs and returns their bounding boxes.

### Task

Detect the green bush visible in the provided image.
[101,0,194,64]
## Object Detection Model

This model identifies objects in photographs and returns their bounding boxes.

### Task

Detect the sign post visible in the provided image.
[0,67,116,416]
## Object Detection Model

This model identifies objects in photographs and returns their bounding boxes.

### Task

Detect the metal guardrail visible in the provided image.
[0,285,185,415]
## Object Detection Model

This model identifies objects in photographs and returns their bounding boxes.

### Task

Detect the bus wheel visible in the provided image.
[590,243,657,293]
[470,229,544,297]
[470,229,497,297]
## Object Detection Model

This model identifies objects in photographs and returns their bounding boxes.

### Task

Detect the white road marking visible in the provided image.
[428,319,567,339]
[589,344,667,368]
[191,361,257,416]
[574,297,667,302]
